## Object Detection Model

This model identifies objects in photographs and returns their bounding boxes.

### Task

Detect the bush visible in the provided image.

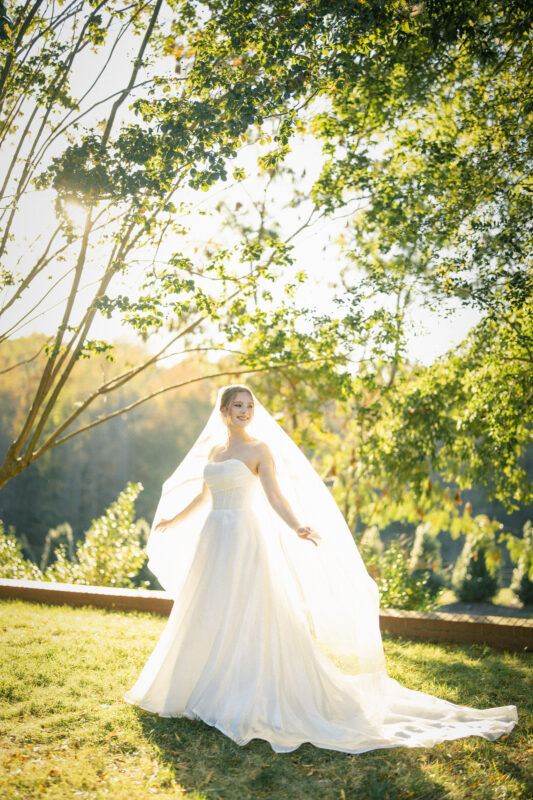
[44,482,148,588]
[0,521,44,581]
[369,539,438,611]
[128,518,160,589]
[452,535,500,603]
[409,522,446,598]
[358,525,383,560]
[508,521,533,605]
[40,522,75,571]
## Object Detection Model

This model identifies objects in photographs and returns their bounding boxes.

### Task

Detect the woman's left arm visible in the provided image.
[257,443,320,547]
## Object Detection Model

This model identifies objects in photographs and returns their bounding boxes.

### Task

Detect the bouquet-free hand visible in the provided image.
[296,526,321,547]
[155,518,173,533]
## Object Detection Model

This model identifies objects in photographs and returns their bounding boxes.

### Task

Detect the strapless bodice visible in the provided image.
[203,459,257,510]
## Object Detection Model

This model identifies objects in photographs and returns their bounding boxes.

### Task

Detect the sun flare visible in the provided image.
[63,197,87,228]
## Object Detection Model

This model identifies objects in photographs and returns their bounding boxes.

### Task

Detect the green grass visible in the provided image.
[0,600,531,800]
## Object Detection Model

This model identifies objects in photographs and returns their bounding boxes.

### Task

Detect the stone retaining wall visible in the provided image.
[1,578,531,652]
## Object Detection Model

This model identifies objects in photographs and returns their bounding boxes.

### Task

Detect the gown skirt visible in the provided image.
[123,459,518,754]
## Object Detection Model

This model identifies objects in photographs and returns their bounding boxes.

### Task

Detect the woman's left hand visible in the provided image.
[296,526,321,547]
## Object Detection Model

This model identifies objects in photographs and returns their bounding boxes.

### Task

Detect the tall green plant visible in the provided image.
[409,522,446,598]
[507,521,533,606]
[0,521,43,580]
[367,539,438,612]
[44,483,147,588]
[40,522,74,572]
[452,517,502,604]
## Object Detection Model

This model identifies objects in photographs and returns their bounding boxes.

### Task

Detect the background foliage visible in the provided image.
[0,1,531,600]
[1,335,531,607]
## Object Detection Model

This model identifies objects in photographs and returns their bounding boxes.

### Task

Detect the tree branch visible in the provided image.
[11,207,94,459]
[0,337,51,376]
[33,356,344,457]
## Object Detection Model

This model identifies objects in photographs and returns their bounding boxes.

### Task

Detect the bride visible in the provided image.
[123,384,518,754]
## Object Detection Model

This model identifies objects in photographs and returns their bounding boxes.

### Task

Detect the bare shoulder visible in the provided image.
[208,444,224,460]
[254,440,274,465]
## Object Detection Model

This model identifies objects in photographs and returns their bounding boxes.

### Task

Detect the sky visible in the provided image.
[0,5,480,369]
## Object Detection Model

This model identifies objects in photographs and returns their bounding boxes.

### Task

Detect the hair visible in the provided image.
[219,385,253,412]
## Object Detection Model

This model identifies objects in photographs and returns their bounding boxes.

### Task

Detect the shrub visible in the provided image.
[128,518,160,589]
[44,482,148,588]
[508,521,533,606]
[358,525,383,560]
[40,523,75,571]
[0,521,44,581]
[409,522,446,598]
[452,535,500,603]
[371,539,438,611]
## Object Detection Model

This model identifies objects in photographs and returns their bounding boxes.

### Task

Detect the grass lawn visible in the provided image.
[0,600,531,800]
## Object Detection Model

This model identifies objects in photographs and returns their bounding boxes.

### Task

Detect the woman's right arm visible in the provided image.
[155,481,209,533]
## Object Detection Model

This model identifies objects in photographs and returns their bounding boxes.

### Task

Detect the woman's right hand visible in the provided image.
[155,518,173,533]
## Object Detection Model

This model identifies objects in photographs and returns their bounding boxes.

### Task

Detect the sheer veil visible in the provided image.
[146,384,386,675]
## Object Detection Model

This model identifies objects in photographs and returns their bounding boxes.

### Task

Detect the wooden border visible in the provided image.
[1,579,531,652]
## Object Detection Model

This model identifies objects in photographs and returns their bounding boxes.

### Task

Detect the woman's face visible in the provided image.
[222,391,254,429]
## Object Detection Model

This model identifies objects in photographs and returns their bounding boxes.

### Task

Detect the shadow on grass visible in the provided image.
[129,642,531,800]
[134,712,446,800]
[383,638,531,707]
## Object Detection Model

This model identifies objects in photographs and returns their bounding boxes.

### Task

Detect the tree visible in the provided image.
[304,0,532,505]
[452,520,502,604]
[3,0,403,488]
[196,0,533,584]
[201,1,532,512]
[356,306,533,508]
[3,0,530,503]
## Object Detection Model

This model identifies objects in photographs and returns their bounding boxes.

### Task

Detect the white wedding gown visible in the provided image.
[123,459,518,754]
